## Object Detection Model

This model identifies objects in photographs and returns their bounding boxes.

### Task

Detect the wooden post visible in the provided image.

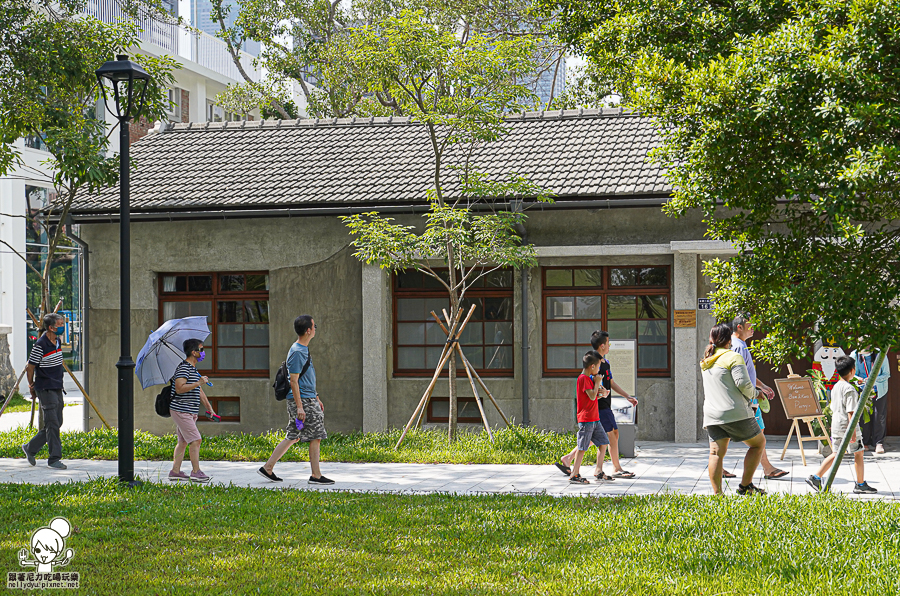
[431,314,513,427]
[394,305,476,449]
[461,353,494,441]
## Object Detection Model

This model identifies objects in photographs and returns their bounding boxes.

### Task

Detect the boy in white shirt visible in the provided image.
[806,355,877,494]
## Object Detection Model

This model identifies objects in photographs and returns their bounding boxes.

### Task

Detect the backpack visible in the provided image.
[273,352,311,401]
[155,379,174,417]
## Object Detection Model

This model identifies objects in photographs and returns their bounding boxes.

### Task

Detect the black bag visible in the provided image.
[155,379,174,417]
[273,353,311,401]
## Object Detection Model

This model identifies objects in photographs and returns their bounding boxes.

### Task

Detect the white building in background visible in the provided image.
[0,2,302,381]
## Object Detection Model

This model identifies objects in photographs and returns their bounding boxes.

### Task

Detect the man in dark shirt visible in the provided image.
[22,313,68,469]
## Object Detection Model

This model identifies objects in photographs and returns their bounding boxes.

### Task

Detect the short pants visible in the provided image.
[598,408,618,433]
[751,399,765,430]
[576,421,609,452]
[706,417,762,443]
[172,411,201,444]
[286,397,327,443]
[832,435,864,454]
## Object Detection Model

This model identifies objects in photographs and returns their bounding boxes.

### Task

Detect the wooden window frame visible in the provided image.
[198,396,240,422]
[541,266,671,378]
[392,269,515,378]
[158,272,270,378]
[426,397,483,423]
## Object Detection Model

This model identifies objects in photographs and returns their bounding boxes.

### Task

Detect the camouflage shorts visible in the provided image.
[286,398,327,443]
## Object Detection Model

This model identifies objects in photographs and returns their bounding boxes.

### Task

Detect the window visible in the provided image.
[427,397,483,423]
[393,269,514,377]
[542,266,670,376]
[159,272,269,377]
[166,88,181,119]
[200,396,240,422]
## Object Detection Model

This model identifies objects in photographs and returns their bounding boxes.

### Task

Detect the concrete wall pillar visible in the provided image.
[361,263,388,432]
[0,177,27,376]
[673,251,700,443]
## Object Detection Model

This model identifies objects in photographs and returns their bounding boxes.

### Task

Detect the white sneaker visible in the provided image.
[875,444,885,454]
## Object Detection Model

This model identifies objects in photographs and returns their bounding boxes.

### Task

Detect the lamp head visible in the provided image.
[95,54,152,122]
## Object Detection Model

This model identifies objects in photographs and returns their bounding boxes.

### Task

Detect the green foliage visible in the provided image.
[548,0,900,363]
[0,393,32,414]
[1,481,899,594]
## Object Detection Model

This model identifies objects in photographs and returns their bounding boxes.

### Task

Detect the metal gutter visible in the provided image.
[66,195,673,223]
[65,221,89,432]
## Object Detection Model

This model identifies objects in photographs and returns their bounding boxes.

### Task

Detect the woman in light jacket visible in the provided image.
[700,323,767,495]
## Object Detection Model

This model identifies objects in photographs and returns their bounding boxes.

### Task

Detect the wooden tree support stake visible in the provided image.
[0,368,28,418]
[395,305,476,449]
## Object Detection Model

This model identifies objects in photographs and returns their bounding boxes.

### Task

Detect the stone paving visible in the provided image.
[1,438,898,500]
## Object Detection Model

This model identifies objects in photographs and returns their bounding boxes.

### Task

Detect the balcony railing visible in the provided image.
[83,0,261,83]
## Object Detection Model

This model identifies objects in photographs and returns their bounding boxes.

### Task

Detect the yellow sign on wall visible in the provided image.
[674,310,697,328]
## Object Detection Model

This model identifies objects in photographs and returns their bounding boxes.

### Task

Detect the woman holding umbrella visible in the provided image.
[168,338,217,483]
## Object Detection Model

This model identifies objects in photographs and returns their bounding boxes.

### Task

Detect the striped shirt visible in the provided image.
[170,361,202,414]
[28,335,64,390]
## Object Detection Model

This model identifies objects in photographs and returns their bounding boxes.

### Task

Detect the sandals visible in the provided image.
[612,470,635,479]
[764,469,789,480]
[594,471,615,481]
[554,461,572,476]
[722,470,736,478]
[569,474,590,485]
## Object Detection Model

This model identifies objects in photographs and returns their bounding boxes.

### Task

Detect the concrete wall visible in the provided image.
[80,205,728,441]
[79,216,361,435]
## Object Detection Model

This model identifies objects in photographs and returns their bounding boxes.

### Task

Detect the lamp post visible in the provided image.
[96,55,151,486]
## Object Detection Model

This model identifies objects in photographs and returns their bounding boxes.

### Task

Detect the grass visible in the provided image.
[0,480,898,595]
[0,426,604,465]
[0,393,34,414]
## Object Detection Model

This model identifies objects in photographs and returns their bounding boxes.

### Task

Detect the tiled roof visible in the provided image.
[72,108,670,216]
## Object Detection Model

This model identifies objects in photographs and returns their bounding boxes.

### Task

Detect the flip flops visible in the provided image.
[764,469,789,480]
[594,471,615,481]
[554,461,572,476]
[722,470,737,478]
[612,470,636,479]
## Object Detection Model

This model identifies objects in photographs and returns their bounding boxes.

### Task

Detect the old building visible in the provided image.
[69,109,745,442]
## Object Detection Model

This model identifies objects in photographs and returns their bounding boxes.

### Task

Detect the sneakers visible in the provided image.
[257,467,283,482]
[805,475,822,492]
[168,470,190,482]
[190,470,211,483]
[48,461,67,470]
[21,445,35,466]
[308,475,335,485]
[736,482,766,495]
[875,444,885,454]
[854,481,877,494]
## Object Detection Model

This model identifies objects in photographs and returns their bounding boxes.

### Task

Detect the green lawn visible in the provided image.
[0,393,35,414]
[0,426,597,465]
[0,480,898,595]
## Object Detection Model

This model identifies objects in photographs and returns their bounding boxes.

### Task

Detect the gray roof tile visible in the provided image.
[72,111,669,215]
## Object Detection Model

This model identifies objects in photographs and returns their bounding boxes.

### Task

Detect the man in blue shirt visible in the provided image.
[730,315,789,480]
[258,315,334,485]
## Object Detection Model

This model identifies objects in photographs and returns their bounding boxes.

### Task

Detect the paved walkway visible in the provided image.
[2,438,898,499]
[0,371,86,432]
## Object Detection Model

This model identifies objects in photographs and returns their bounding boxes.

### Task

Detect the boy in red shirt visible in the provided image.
[558,350,610,484]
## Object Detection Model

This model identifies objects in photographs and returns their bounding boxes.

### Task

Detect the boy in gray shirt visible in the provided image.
[806,355,876,494]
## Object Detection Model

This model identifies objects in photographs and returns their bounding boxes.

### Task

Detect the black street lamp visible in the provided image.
[96,55,151,486]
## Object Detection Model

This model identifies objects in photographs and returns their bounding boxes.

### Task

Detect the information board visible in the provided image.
[774,377,822,419]
[674,310,697,328]
[607,340,637,398]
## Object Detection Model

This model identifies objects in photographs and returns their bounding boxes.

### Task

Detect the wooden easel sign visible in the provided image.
[774,376,833,465]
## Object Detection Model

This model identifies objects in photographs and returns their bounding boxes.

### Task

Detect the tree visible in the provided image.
[546,0,899,488]
[0,0,176,319]
[341,10,552,440]
[211,0,567,119]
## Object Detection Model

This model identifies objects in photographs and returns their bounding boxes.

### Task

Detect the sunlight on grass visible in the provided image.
[0,480,898,595]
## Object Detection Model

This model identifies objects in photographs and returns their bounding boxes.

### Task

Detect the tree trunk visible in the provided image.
[447,292,459,441]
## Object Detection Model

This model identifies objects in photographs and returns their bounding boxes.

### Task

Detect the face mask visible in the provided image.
[196,351,205,363]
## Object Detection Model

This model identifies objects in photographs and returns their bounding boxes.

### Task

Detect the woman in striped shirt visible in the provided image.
[168,338,217,483]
